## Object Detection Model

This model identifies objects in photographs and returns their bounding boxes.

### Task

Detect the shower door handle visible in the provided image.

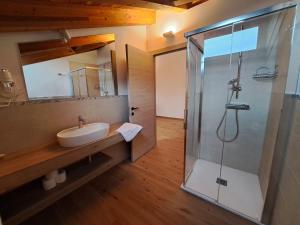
[197,94,202,142]
[184,109,188,130]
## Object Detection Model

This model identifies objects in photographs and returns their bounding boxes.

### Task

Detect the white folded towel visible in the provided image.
[117,122,143,142]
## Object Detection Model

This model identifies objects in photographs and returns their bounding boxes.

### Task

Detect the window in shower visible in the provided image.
[183,6,296,223]
[204,26,259,58]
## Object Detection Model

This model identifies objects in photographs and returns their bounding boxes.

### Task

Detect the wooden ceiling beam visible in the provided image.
[175,0,209,9]
[68,34,115,47]
[0,2,155,18]
[72,43,106,54]
[19,33,115,64]
[144,0,177,6]
[0,2,155,32]
[19,39,67,54]
[19,34,115,53]
[0,19,151,32]
[21,47,76,65]
[9,0,186,11]
[140,0,208,9]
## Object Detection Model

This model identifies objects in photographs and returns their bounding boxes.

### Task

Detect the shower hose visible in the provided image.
[216,91,240,142]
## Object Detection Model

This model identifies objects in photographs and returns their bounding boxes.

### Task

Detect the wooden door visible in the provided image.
[126,44,156,161]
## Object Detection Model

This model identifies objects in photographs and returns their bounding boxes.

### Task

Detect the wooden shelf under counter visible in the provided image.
[0,123,130,225]
[0,148,129,225]
[0,123,124,195]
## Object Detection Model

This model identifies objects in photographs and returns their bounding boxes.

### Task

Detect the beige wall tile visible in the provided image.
[0,96,128,155]
[271,100,300,225]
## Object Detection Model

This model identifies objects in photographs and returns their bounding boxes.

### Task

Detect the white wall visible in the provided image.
[146,0,288,51]
[155,50,186,119]
[24,60,74,99]
[23,51,98,99]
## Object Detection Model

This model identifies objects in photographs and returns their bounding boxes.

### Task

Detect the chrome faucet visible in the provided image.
[78,115,86,128]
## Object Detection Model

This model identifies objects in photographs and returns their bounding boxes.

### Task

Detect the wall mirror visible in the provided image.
[19,33,118,100]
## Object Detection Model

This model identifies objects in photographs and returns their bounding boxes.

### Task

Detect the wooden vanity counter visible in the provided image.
[0,123,124,195]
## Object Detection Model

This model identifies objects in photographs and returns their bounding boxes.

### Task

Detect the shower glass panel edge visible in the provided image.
[183,37,204,185]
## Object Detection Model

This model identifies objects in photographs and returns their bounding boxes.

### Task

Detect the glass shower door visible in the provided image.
[217,9,296,220]
[215,20,266,220]
[184,37,202,185]
[184,29,234,201]
[199,25,235,201]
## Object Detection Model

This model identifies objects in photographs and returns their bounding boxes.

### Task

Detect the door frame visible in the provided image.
[152,42,202,185]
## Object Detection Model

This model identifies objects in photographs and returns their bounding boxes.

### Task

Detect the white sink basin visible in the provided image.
[57,123,110,147]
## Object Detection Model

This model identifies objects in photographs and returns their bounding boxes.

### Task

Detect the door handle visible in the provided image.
[131,106,139,116]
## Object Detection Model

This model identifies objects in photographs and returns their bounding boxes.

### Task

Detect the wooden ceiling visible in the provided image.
[0,0,208,32]
[36,0,209,10]
[19,34,115,65]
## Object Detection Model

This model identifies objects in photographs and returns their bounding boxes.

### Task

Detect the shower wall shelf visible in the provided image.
[252,66,278,80]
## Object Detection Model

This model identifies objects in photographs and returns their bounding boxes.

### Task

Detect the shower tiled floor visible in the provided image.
[185,159,264,221]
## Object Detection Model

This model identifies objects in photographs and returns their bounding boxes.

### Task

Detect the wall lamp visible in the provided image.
[163,31,175,38]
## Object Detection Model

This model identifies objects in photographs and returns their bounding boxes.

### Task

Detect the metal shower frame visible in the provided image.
[182,1,299,225]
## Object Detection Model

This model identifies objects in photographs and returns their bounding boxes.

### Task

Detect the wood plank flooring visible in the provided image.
[20,117,255,225]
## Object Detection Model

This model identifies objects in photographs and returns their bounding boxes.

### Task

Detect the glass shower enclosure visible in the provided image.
[182,2,298,223]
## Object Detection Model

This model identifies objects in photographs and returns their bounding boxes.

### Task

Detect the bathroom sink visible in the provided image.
[57,123,110,147]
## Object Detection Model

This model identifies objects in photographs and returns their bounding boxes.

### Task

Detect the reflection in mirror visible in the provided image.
[19,33,118,100]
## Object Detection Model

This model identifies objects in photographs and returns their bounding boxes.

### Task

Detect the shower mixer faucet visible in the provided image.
[228,78,242,98]
[216,51,247,142]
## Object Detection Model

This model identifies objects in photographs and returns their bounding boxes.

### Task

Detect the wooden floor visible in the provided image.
[21,117,255,225]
